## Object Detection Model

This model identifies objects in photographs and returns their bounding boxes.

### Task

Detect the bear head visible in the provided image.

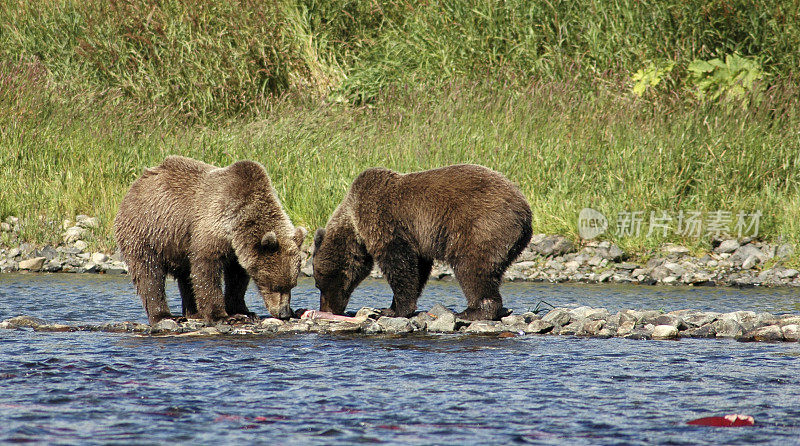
[312,225,373,314]
[236,225,306,319]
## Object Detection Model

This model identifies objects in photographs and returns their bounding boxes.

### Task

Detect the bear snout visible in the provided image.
[261,291,293,320]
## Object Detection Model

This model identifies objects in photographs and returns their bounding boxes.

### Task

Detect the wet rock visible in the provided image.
[779,316,800,326]
[34,323,77,332]
[570,306,609,320]
[715,239,740,254]
[652,325,679,339]
[18,257,46,271]
[425,310,456,333]
[355,307,382,320]
[578,319,605,336]
[654,314,687,330]
[532,235,574,257]
[683,324,716,338]
[616,320,636,336]
[781,324,799,342]
[259,318,285,331]
[682,311,720,328]
[326,322,363,334]
[464,321,505,334]
[542,308,571,327]
[1,315,48,329]
[409,313,429,331]
[362,320,383,334]
[153,319,180,332]
[713,318,744,338]
[376,316,414,334]
[742,325,784,342]
[525,319,554,334]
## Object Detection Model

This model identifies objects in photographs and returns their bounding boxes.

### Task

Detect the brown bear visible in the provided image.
[114,155,306,324]
[313,164,532,321]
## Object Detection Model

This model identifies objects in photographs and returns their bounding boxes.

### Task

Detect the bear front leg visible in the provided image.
[377,241,424,318]
[453,264,503,321]
[131,261,173,325]
[223,262,256,321]
[190,259,229,323]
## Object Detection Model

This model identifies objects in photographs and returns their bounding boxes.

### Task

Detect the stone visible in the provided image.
[2,315,48,328]
[38,245,58,260]
[570,306,609,320]
[599,244,624,261]
[781,325,799,342]
[652,325,679,339]
[34,324,77,332]
[654,314,687,330]
[775,243,794,259]
[376,316,414,334]
[75,215,100,229]
[683,324,716,338]
[663,244,690,255]
[779,269,799,279]
[578,320,605,336]
[542,308,571,327]
[532,235,575,257]
[683,312,720,328]
[779,316,800,326]
[650,266,671,281]
[91,252,108,264]
[616,262,639,271]
[73,240,88,251]
[362,320,383,334]
[746,325,784,342]
[730,245,766,266]
[300,259,314,277]
[259,318,285,329]
[715,239,740,254]
[7,248,20,258]
[63,226,87,243]
[153,319,180,331]
[741,255,758,270]
[525,319,554,334]
[18,257,46,271]
[714,318,744,338]
[0,222,10,232]
[464,321,505,333]
[500,314,526,327]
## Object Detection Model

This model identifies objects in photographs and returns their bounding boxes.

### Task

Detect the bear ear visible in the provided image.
[294,226,307,248]
[314,228,325,249]
[261,231,279,251]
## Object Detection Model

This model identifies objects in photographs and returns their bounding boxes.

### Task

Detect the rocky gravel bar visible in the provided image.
[3,304,799,342]
[1,215,799,288]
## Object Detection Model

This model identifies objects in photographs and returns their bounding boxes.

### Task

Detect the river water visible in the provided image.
[1,274,799,445]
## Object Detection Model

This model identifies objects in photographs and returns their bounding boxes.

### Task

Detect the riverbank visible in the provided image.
[1,214,798,288]
[3,303,799,343]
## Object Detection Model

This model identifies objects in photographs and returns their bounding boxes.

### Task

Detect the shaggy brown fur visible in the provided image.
[313,164,532,320]
[114,156,305,324]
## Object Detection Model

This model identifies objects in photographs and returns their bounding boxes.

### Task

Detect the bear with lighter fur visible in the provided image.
[114,155,305,324]
[313,164,531,321]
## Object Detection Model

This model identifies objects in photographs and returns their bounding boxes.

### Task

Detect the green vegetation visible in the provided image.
[1,0,799,259]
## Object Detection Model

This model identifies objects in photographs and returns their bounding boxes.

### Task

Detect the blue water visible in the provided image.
[1,274,799,445]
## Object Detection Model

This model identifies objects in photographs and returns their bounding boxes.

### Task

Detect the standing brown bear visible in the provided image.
[313,164,532,321]
[114,156,306,324]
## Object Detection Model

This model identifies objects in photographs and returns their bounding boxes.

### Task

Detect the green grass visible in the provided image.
[0,0,799,264]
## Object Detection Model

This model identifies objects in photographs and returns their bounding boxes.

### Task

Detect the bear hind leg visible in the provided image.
[453,264,503,321]
[175,270,198,319]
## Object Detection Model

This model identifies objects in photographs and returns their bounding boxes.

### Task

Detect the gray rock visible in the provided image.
[616,262,639,271]
[578,319,605,336]
[744,325,784,342]
[525,319,554,334]
[1,315,48,328]
[779,316,800,326]
[19,257,46,271]
[652,325,679,339]
[63,226,87,243]
[532,235,575,257]
[73,240,88,251]
[683,312,720,328]
[713,318,744,338]
[715,239,740,254]
[75,215,99,229]
[779,269,799,279]
[362,320,383,334]
[464,321,505,333]
[91,252,108,264]
[650,266,671,281]
[259,318,285,330]
[683,324,716,338]
[775,243,794,259]
[654,314,687,330]
[153,319,180,331]
[38,245,58,260]
[300,259,314,277]
[569,306,609,320]
[409,314,429,331]
[782,324,799,342]
[7,248,20,258]
[500,314,526,327]
[376,316,414,334]
[542,308,571,326]
[741,255,759,270]
[730,245,766,265]
[599,244,624,261]
[663,244,690,255]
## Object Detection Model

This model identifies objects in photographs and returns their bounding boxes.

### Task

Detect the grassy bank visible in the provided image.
[1,0,799,262]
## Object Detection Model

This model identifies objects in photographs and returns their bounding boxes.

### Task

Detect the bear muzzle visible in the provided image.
[261,291,293,320]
